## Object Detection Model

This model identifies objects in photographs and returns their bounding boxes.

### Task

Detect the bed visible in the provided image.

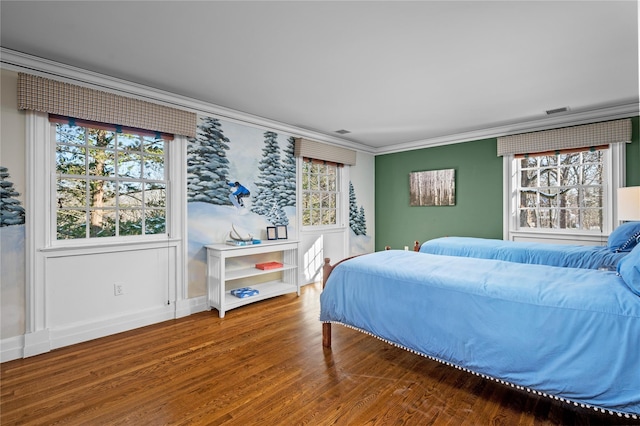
[417,221,640,270]
[320,244,640,418]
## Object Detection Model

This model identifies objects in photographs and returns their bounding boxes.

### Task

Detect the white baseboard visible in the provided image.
[1,297,211,363]
[175,296,208,318]
[1,335,25,362]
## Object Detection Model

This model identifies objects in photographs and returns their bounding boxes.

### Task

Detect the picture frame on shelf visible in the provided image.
[266,226,277,240]
[276,225,288,239]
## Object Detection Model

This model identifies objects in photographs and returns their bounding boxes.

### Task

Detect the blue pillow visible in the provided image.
[608,221,640,252]
[617,244,640,296]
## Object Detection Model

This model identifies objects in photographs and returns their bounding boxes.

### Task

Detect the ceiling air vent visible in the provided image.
[546,106,569,115]
[335,129,351,135]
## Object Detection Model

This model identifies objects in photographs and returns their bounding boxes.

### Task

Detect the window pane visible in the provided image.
[88,149,115,176]
[89,180,116,207]
[310,209,320,226]
[310,193,320,209]
[89,209,116,237]
[56,123,85,145]
[519,209,537,228]
[143,154,164,180]
[322,209,336,225]
[583,187,602,207]
[538,209,557,229]
[144,137,164,154]
[583,163,602,185]
[56,145,86,175]
[57,179,86,208]
[520,169,537,187]
[145,183,166,207]
[88,129,116,148]
[145,210,166,235]
[118,133,142,151]
[583,209,603,231]
[119,210,143,236]
[539,189,557,207]
[520,157,537,168]
[117,152,142,178]
[309,173,319,191]
[57,210,86,239]
[539,155,556,167]
[119,182,143,207]
[327,175,336,191]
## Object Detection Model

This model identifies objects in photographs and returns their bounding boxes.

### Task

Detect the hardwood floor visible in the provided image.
[2,283,637,425]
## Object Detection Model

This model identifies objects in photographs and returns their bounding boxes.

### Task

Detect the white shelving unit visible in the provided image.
[205,240,299,317]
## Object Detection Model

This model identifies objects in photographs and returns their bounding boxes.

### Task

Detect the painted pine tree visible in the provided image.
[348,181,361,235]
[280,136,296,207]
[357,205,367,236]
[0,166,26,226]
[187,117,231,205]
[251,131,288,225]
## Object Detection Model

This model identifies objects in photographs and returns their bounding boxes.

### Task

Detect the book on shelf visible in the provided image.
[225,239,262,246]
[230,287,259,298]
[255,261,284,270]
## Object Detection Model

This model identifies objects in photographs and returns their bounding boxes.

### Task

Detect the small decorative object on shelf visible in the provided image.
[226,239,261,246]
[276,225,288,239]
[228,223,254,242]
[255,261,283,270]
[266,226,277,240]
[230,287,259,298]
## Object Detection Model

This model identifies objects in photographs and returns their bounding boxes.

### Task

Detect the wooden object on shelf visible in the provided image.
[205,240,299,318]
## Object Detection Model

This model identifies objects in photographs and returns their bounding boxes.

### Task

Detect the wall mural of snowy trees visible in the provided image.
[349,181,367,236]
[1,166,26,337]
[1,166,25,227]
[186,115,297,296]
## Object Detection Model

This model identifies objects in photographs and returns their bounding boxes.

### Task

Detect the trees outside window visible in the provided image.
[516,149,605,232]
[55,122,168,240]
[301,161,339,227]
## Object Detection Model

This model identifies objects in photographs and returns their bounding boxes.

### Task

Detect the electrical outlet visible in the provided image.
[114,283,125,296]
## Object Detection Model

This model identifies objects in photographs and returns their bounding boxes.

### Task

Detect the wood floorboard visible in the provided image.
[2,283,638,425]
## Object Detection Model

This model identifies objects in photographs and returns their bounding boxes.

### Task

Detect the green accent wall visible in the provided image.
[375,117,640,252]
[627,117,640,186]
[375,138,503,250]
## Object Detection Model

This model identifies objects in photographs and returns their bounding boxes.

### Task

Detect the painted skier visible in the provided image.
[228,181,250,209]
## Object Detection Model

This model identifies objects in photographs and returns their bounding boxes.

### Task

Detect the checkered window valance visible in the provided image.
[294,138,356,165]
[497,119,631,156]
[17,73,196,138]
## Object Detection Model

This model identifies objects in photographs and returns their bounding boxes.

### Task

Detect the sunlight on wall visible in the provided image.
[303,235,324,283]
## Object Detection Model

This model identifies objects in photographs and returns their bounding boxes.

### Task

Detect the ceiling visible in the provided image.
[1,1,638,152]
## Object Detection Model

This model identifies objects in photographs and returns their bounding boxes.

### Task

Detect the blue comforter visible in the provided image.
[320,250,640,416]
[419,236,626,269]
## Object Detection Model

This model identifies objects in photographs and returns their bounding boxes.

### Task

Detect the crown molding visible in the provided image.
[3,47,636,157]
[1,48,375,155]
[374,102,640,155]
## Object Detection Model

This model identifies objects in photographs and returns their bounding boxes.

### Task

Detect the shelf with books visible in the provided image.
[205,240,299,317]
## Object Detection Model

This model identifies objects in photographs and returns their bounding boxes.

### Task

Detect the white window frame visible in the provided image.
[503,143,626,244]
[52,121,170,242]
[298,158,348,231]
[27,112,183,251]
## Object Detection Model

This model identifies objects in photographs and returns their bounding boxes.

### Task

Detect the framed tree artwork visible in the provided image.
[409,169,455,206]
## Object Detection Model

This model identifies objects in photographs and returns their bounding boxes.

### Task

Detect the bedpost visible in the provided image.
[414,241,420,251]
[322,258,332,348]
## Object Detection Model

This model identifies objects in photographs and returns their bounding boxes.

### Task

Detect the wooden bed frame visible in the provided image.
[321,241,421,347]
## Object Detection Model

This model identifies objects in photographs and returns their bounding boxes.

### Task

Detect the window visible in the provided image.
[301,160,340,227]
[54,119,168,240]
[514,148,609,232]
